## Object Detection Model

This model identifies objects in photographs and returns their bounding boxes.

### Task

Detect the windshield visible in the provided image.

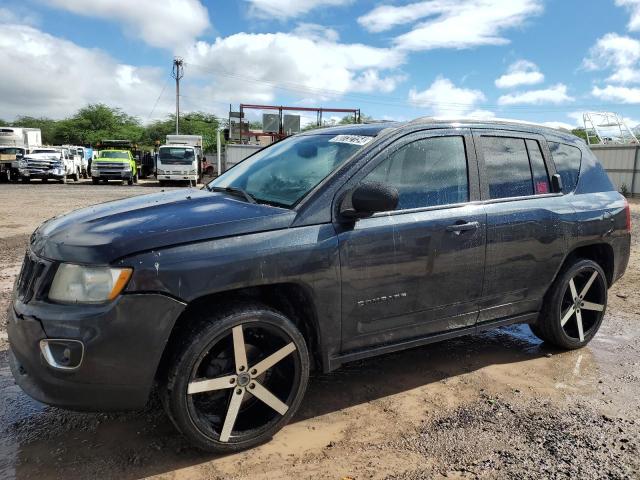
[0,147,24,154]
[208,133,372,207]
[32,149,58,154]
[159,147,195,165]
[100,151,129,159]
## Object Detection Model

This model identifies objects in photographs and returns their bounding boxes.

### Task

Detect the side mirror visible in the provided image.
[551,173,563,193]
[340,182,399,219]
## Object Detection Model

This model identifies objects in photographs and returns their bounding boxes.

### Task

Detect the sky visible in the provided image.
[1,0,640,129]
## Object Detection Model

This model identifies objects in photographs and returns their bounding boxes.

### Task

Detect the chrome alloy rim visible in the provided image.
[560,268,606,342]
[186,323,300,443]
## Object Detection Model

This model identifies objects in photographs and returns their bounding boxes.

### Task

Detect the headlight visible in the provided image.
[189,169,196,174]
[49,264,132,304]
[18,160,27,168]
[122,162,131,170]
[157,169,164,174]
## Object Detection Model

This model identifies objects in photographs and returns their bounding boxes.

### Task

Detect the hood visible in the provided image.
[31,189,295,264]
[25,152,60,160]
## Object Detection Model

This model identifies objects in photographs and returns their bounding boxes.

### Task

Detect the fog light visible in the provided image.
[39,339,84,370]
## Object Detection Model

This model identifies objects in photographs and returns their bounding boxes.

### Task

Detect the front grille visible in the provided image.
[16,251,51,303]
[96,162,126,169]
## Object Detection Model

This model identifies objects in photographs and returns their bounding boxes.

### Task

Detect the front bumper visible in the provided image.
[158,174,198,181]
[19,167,66,180]
[92,170,132,180]
[8,293,185,411]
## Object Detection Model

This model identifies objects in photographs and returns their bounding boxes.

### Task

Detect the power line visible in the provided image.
[146,74,172,121]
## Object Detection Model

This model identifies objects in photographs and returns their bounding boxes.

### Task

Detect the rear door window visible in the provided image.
[481,137,533,199]
[549,142,581,193]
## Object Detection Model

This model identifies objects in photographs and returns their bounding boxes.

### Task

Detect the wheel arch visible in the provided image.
[549,242,615,294]
[155,282,323,381]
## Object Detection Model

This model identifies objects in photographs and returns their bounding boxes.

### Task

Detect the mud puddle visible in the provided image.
[1,323,635,480]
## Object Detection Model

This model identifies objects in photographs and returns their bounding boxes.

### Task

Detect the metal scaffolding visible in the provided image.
[583,112,638,145]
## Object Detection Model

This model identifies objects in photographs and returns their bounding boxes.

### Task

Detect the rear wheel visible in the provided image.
[533,259,607,349]
[162,304,310,453]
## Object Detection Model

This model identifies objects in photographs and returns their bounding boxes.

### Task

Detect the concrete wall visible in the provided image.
[590,145,640,197]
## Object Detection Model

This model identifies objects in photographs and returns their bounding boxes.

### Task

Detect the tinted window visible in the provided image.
[365,136,468,210]
[526,139,550,194]
[549,142,581,193]
[482,137,533,199]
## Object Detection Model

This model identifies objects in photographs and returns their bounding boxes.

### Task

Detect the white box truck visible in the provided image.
[0,127,42,181]
[156,135,204,185]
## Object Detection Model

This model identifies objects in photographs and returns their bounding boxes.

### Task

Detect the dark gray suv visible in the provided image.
[8,119,631,452]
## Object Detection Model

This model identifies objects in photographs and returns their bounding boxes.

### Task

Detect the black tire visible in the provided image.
[162,303,310,453]
[92,177,99,185]
[42,178,49,183]
[21,177,30,183]
[533,259,608,349]
[102,178,108,184]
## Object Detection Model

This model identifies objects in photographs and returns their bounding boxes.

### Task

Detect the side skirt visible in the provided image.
[327,312,538,372]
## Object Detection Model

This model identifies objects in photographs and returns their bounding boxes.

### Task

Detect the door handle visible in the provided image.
[446,221,480,235]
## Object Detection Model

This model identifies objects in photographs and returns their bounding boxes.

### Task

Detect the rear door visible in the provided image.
[473,130,570,322]
[337,128,487,351]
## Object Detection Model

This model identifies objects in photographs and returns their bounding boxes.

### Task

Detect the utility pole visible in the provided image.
[172,57,184,134]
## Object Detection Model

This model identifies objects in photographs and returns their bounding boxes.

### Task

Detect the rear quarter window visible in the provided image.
[549,142,581,193]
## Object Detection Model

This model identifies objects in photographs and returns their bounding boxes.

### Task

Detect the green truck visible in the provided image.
[91,149,137,185]
[91,140,138,185]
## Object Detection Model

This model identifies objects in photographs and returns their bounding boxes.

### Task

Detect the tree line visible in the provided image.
[1,104,223,153]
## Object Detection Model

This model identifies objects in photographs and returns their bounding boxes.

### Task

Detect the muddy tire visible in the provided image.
[161,303,310,453]
[533,259,607,349]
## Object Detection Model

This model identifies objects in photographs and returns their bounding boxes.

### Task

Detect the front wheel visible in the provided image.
[532,259,608,349]
[162,304,310,453]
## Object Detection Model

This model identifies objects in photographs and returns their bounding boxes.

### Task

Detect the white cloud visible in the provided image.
[408,77,486,116]
[498,84,574,105]
[0,23,173,120]
[42,0,210,50]
[358,0,543,51]
[616,0,640,31]
[584,33,640,71]
[246,0,353,19]
[0,6,40,25]
[185,32,406,104]
[592,84,640,103]
[607,67,640,84]
[495,60,544,88]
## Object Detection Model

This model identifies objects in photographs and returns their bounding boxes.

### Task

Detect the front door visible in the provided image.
[336,129,487,352]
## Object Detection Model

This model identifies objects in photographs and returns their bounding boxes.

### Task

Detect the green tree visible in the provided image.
[571,128,592,143]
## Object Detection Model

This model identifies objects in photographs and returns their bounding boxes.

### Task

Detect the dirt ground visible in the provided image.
[0,180,638,479]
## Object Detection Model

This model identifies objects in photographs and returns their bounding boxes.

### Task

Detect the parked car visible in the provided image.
[18,147,80,183]
[8,119,630,453]
[91,149,137,184]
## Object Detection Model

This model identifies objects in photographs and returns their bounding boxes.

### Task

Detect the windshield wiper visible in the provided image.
[208,186,256,204]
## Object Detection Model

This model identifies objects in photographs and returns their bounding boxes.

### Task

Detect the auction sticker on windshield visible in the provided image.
[329,135,373,146]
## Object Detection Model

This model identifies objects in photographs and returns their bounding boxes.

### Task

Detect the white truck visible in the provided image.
[156,135,204,185]
[19,147,81,183]
[63,145,88,178]
[0,127,42,181]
